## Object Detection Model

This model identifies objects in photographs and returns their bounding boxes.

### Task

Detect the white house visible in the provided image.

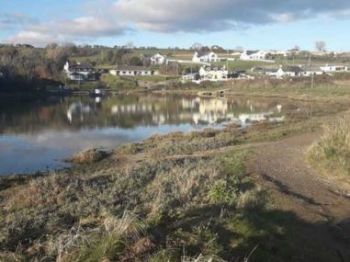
[199,66,228,81]
[64,61,96,81]
[266,65,304,79]
[320,65,348,73]
[150,53,167,65]
[192,51,219,63]
[268,50,289,57]
[182,73,199,83]
[240,50,271,61]
[110,66,158,77]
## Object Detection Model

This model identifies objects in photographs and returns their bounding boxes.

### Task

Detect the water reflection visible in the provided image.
[0,94,293,175]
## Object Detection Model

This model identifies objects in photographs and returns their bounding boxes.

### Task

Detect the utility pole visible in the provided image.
[226,49,229,71]
[311,73,314,89]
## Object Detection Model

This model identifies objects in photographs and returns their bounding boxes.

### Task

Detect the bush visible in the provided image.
[70,149,110,164]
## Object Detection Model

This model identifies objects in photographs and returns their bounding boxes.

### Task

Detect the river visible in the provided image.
[0,93,300,175]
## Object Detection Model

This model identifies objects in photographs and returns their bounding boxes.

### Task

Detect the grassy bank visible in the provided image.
[307,114,350,190]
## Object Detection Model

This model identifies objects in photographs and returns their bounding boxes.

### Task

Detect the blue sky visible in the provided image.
[1,0,350,51]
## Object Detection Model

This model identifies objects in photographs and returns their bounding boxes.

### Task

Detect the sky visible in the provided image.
[1,0,350,51]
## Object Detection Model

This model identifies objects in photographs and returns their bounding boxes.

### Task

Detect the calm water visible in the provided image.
[0,94,298,175]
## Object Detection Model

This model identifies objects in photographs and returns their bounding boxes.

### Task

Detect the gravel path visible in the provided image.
[247,132,350,260]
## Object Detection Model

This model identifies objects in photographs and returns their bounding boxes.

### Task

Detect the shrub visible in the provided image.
[70,149,110,164]
[208,179,240,206]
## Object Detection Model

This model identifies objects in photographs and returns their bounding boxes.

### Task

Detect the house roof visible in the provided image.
[282,66,303,73]
[245,50,259,55]
[202,66,226,71]
[69,61,93,70]
[115,66,152,71]
[196,50,216,57]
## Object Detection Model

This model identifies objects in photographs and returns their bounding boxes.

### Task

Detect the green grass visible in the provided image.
[100,74,138,90]
[212,60,275,71]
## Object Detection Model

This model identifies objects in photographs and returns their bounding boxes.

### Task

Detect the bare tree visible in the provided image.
[315,41,326,52]
[191,43,202,50]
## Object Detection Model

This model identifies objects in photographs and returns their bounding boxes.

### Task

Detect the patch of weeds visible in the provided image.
[68,232,125,262]
[208,178,241,206]
[308,115,350,178]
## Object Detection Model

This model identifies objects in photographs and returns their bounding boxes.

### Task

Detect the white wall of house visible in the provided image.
[240,50,269,61]
[192,52,219,63]
[300,71,324,77]
[150,53,167,65]
[266,68,299,79]
[320,65,348,72]
[110,69,158,77]
[199,66,228,81]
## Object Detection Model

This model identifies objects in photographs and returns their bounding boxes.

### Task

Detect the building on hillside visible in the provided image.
[231,51,243,56]
[109,66,158,77]
[199,66,228,81]
[240,50,271,61]
[182,73,200,83]
[192,51,219,63]
[268,50,289,57]
[266,65,304,79]
[150,53,167,65]
[64,61,97,81]
[320,64,348,73]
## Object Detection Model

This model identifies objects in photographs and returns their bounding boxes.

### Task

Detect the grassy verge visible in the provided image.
[307,114,350,188]
[100,74,139,90]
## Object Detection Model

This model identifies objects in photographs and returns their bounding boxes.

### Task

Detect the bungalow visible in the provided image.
[64,61,97,81]
[266,65,304,79]
[199,66,228,81]
[192,51,219,63]
[182,73,200,83]
[150,53,167,65]
[110,66,158,77]
[240,50,271,61]
[320,65,348,73]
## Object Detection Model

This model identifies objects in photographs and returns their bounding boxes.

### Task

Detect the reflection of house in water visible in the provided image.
[193,98,229,125]
[67,102,92,123]
[111,103,161,114]
[109,96,286,126]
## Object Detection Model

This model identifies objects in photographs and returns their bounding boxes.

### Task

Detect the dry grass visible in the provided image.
[70,149,110,164]
[307,114,350,190]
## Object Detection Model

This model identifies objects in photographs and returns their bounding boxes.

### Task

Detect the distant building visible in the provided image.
[192,51,219,63]
[266,65,304,79]
[150,53,167,65]
[110,66,158,77]
[199,66,228,81]
[268,50,290,57]
[320,64,348,73]
[64,61,97,81]
[240,50,271,61]
[182,73,200,83]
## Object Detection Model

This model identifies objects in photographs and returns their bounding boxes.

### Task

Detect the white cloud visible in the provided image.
[6,15,129,46]
[7,31,56,46]
[4,0,350,45]
[113,0,350,32]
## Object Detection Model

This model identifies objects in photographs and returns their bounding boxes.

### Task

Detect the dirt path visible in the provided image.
[246,132,350,259]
